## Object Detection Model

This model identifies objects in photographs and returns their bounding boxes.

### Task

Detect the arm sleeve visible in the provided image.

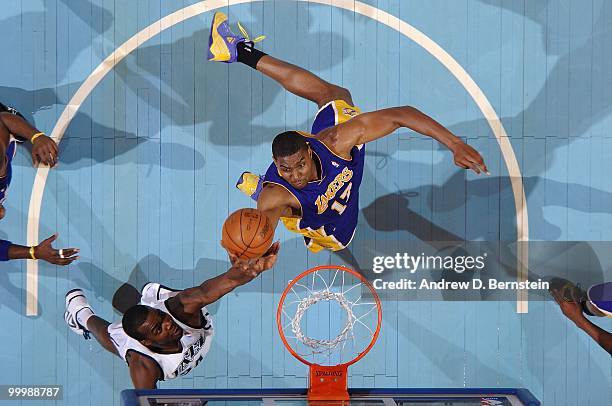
[0,239,11,261]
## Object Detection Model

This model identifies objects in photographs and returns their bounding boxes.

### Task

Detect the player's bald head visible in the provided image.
[272,131,308,159]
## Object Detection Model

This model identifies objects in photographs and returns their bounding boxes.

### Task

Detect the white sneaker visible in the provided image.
[64,289,93,340]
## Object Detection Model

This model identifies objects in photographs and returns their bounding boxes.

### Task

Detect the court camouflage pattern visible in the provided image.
[0,1,609,405]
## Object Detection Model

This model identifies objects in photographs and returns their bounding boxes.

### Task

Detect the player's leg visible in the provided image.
[207,11,352,108]
[65,289,119,356]
[254,55,353,109]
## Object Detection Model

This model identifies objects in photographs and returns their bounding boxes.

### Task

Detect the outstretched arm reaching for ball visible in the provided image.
[551,289,612,355]
[166,242,280,323]
[255,183,300,233]
[0,234,79,265]
[320,106,488,175]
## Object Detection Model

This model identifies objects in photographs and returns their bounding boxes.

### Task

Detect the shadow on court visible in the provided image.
[113,3,350,151]
[453,0,612,169]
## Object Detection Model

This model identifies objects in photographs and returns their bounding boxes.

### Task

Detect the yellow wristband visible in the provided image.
[30,132,45,144]
[29,246,37,260]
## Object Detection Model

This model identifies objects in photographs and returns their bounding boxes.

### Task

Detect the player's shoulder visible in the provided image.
[260,182,295,206]
[311,126,358,161]
[126,350,163,388]
[126,349,157,368]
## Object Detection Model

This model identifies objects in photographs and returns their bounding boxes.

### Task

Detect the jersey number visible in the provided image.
[331,182,352,215]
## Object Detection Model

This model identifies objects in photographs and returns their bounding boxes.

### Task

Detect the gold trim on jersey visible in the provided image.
[280,217,345,253]
[236,172,261,198]
[589,300,612,318]
[332,99,362,124]
[311,100,364,161]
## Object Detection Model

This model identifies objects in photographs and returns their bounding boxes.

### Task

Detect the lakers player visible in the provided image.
[208,12,488,253]
[0,102,78,265]
[551,280,612,354]
[64,243,279,389]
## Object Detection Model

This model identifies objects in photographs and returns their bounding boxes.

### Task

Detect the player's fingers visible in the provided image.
[464,152,481,166]
[47,153,56,168]
[263,242,279,257]
[36,147,49,165]
[459,159,479,174]
[568,287,580,303]
[269,242,280,255]
[462,158,481,174]
[455,160,469,170]
[469,153,489,174]
[42,233,58,245]
[49,147,58,166]
[46,148,56,167]
[474,153,485,166]
[63,256,78,264]
[479,161,489,174]
[60,248,79,258]
[57,257,76,266]
[42,152,52,167]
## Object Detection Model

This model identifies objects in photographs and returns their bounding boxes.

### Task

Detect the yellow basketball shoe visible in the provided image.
[208,11,265,63]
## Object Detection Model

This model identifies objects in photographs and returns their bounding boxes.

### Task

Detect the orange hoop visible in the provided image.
[276,265,383,401]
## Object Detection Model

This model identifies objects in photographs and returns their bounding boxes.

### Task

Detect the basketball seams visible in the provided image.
[222,223,245,255]
[247,211,273,250]
[222,209,274,259]
[244,210,262,249]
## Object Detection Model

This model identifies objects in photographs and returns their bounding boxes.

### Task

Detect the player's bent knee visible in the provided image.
[318,85,353,108]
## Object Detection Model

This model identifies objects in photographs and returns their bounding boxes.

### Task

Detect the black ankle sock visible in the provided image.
[237,41,267,69]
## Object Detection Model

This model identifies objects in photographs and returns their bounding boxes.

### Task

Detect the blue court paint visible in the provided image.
[0,1,609,405]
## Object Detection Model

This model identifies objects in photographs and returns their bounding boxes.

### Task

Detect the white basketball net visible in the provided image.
[280,268,380,364]
[292,290,353,353]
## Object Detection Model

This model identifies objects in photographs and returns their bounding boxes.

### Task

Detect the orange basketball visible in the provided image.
[221,208,274,260]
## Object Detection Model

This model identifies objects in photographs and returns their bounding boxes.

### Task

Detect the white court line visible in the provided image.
[26,0,529,315]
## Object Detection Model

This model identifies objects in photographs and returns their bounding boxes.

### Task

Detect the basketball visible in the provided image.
[221,208,274,260]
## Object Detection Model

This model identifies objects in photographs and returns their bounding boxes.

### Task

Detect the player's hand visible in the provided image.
[551,288,586,324]
[35,233,79,266]
[31,134,59,167]
[250,241,280,273]
[229,242,280,277]
[450,141,489,175]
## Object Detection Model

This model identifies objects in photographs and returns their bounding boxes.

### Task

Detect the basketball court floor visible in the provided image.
[0,1,610,405]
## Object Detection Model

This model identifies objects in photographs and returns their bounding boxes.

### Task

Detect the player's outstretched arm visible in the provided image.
[574,316,612,355]
[0,111,58,167]
[256,184,296,233]
[171,243,280,314]
[552,289,612,354]
[325,106,488,174]
[0,234,79,265]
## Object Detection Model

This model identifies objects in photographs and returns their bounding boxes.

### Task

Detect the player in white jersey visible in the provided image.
[64,242,279,389]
